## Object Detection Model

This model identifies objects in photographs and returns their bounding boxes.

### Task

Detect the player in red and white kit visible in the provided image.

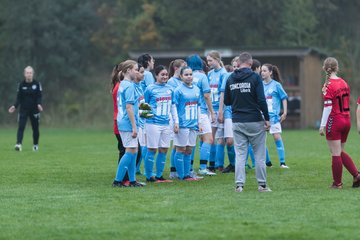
[319,57,360,189]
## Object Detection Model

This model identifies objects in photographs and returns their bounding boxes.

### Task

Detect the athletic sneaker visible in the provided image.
[169,171,178,179]
[184,176,200,181]
[235,186,243,192]
[280,164,289,169]
[33,145,39,151]
[198,169,217,176]
[129,181,145,187]
[258,185,272,192]
[330,182,343,189]
[189,171,204,180]
[222,164,235,173]
[353,173,360,188]
[266,162,273,168]
[155,176,173,183]
[146,176,157,182]
[112,181,127,188]
[14,144,22,152]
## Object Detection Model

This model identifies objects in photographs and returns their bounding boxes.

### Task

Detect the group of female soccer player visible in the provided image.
[110,51,291,188]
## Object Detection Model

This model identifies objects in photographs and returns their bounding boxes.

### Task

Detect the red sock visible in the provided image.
[332,156,342,185]
[341,152,358,177]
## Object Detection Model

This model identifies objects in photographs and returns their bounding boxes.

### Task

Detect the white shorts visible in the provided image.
[120,131,138,148]
[138,127,146,147]
[145,123,172,148]
[174,128,198,147]
[199,113,212,135]
[215,118,233,139]
[269,122,282,134]
[211,111,224,128]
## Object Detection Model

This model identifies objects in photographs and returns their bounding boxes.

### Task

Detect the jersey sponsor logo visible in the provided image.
[229,82,251,93]
[32,85,37,90]
[22,87,27,90]
[156,96,171,101]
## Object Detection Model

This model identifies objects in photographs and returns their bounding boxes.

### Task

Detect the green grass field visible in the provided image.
[1,127,360,240]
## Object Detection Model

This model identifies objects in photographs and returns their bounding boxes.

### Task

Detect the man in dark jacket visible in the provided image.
[8,66,43,151]
[224,52,271,192]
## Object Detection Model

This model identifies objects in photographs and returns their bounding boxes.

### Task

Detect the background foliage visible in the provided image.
[0,0,359,126]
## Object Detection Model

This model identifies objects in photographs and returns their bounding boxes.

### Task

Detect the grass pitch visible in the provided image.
[1,127,360,239]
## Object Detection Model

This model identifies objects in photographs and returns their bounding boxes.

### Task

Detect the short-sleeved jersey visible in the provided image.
[167,76,182,90]
[208,67,227,112]
[112,82,120,134]
[140,70,155,92]
[134,82,145,129]
[192,70,211,114]
[144,83,174,125]
[174,83,200,130]
[323,78,350,117]
[220,72,233,119]
[117,79,139,132]
[263,79,288,124]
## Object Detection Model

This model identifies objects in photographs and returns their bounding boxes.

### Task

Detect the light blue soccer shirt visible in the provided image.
[167,76,182,90]
[144,83,174,126]
[192,70,211,114]
[134,82,145,129]
[117,79,139,132]
[263,79,288,124]
[140,70,155,92]
[208,67,227,112]
[220,72,233,119]
[173,82,201,130]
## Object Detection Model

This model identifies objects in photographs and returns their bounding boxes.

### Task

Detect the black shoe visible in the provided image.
[222,164,235,173]
[146,176,156,182]
[352,172,360,188]
[208,167,216,172]
[129,181,145,187]
[266,162,273,167]
[112,181,126,188]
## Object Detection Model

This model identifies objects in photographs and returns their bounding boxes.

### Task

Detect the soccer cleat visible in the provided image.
[14,144,22,152]
[129,181,145,187]
[352,173,360,188]
[222,164,235,173]
[189,171,204,180]
[258,185,272,192]
[216,167,224,172]
[235,186,243,192]
[155,176,173,183]
[330,182,343,189]
[169,171,178,179]
[33,145,39,151]
[112,181,127,188]
[280,164,289,169]
[183,176,200,181]
[198,169,217,176]
[266,162,273,168]
[146,176,157,182]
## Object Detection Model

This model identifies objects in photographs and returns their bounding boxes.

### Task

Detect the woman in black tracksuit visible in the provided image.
[8,66,43,151]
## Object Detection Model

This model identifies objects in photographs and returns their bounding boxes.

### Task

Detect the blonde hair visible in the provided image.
[24,66,34,73]
[323,57,338,80]
[207,50,224,68]
[118,60,137,81]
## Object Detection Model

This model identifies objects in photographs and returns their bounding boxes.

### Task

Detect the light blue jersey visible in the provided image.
[208,67,227,111]
[144,83,174,126]
[192,70,211,114]
[174,83,200,130]
[263,79,288,124]
[117,79,139,132]
[134,82,145,129]
[167,76,182,90]
[140,70,155,92]
[220,72,233,119]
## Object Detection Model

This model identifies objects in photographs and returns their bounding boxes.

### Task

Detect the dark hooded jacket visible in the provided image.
[224,67,269,123]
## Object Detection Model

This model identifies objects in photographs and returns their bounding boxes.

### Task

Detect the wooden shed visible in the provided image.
[129,47,326,129]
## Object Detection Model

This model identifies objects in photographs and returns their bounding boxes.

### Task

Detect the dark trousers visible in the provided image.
[17,111,40,145]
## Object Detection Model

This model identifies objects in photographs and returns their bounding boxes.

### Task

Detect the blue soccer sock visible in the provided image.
[265,147,271,164]
[199,142,211,170]
[184,153,192,177]
[275,139,285,164]
[175,151,185,179]
[248,144,255,167]
[128,152,137,182]
[209,144,216,168]
[136,146,145,172]
[215,144,225,168]
[156,152,167,178]
[144,150,156,179]
[170,147,176,172]
[115,152,133,182]
[227,145,235,166]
